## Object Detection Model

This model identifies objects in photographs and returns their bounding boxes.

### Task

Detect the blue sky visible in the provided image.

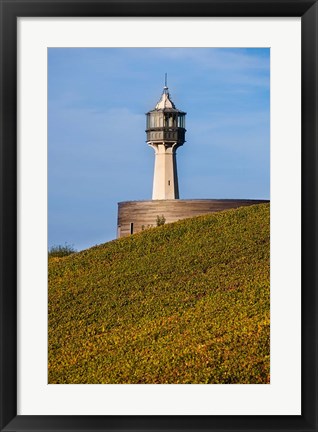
[48,48,270,251]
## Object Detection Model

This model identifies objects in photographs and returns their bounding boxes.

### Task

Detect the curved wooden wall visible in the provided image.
[117,199,269,238]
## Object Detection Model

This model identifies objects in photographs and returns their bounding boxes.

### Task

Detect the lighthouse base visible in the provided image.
[117,199,269,238]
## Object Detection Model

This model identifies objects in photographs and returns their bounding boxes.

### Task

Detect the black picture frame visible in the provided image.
[1,1,317,431]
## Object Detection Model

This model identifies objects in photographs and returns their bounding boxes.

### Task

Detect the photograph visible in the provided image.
[48,47,270,384]
[1,1,317,430]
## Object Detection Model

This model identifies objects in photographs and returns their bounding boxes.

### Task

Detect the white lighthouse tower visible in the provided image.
[146,77,186,200]
[117,77,268,237]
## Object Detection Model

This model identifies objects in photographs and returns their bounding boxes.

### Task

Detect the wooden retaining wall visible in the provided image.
[117,199,269,238]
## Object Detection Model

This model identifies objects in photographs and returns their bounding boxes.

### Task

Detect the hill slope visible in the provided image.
[49,203,270,384]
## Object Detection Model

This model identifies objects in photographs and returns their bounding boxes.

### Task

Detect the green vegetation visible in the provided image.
[48,243,76,258]
[156,214,166,226]
[49,203,270,384]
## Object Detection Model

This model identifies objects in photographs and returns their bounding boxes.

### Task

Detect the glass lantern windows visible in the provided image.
[164,113,177,128]
[147,112,185,130]
[178,114,185,128]
[147,112,165,128]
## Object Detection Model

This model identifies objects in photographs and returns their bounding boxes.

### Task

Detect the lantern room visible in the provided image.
[146,86,186,145]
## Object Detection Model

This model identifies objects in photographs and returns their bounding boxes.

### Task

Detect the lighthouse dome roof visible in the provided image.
[155,86,176,110]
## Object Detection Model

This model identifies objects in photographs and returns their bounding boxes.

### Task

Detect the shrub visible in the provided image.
[48,243,76,258]
[156,214,166,226]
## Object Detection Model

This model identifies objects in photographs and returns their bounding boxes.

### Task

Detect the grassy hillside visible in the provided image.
[48,203,270,384]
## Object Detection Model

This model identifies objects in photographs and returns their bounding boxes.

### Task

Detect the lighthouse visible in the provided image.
[117,78,268,237]
[146,77,186,200]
